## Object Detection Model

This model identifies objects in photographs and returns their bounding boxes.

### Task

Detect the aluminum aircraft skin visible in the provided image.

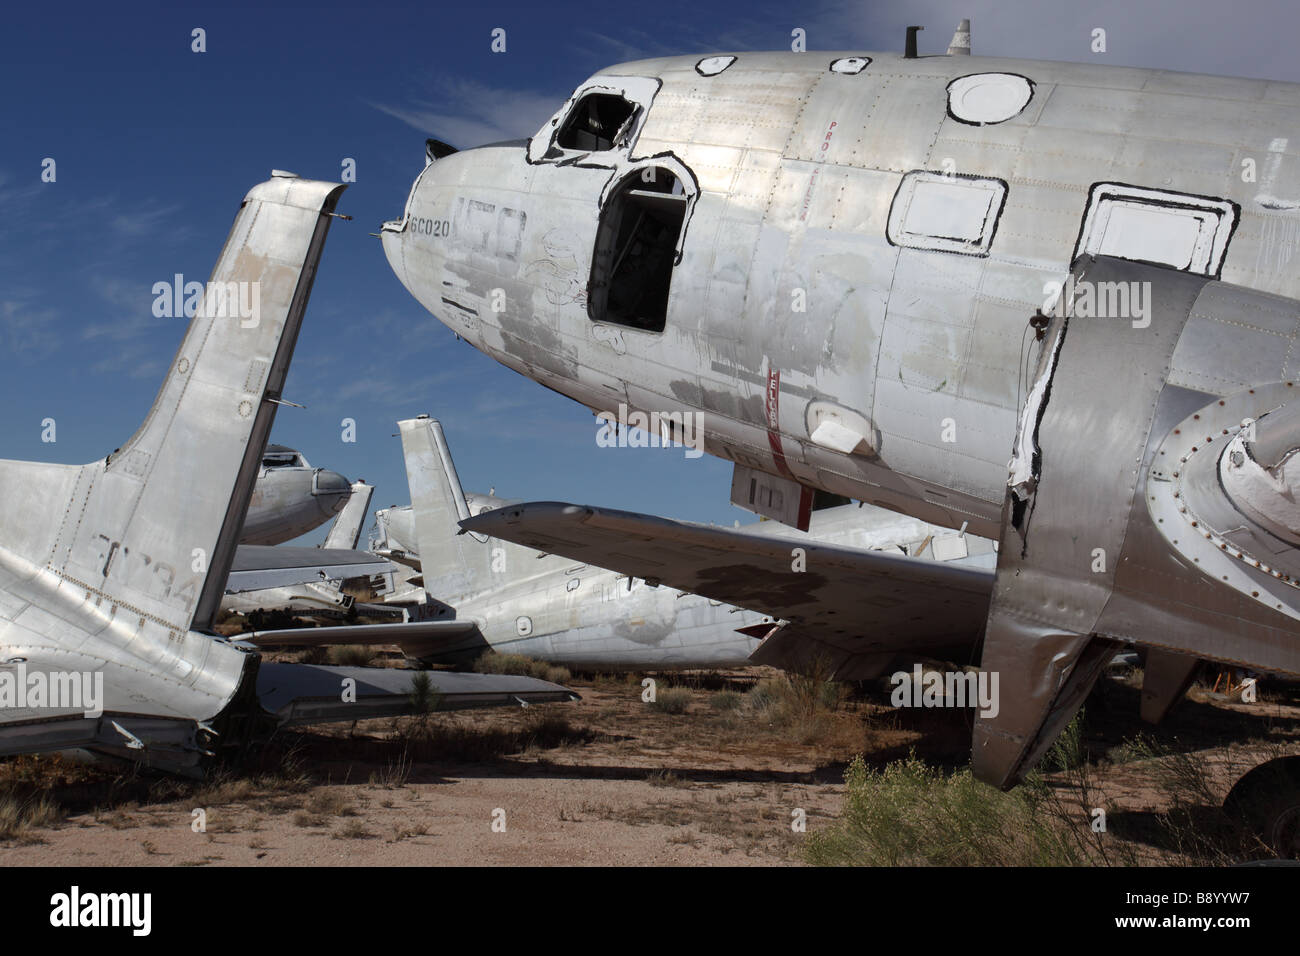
[239,443,352,546]
[0,173,574,776]
[346,415,996,672]
[384,33,1300,788]
[223,479,396,618]
[327,416,993,671]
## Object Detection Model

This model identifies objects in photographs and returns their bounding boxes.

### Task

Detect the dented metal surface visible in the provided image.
[384,48,1300,786]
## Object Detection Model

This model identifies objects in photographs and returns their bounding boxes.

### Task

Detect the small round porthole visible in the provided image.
[695,55,736,76]
[516,616,533,637]
[829,56,871,75]
[566,578,580,592]
[946,73,1034,125]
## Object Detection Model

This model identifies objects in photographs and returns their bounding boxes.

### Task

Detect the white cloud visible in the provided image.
[369,77,562,148]
[110,199,183,239]
[0,298,62,360]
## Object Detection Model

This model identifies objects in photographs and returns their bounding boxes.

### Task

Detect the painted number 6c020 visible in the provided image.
[412,217,450,237]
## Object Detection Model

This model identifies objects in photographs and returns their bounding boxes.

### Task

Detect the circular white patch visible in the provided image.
[829,56,871,75]
[696,55,736,76]
[947,73,1033,125]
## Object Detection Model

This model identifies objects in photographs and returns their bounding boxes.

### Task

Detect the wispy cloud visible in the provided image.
[577,28,686,62]
[81,274,175,341]
[368,77,561,148]
[110,199,184,239]
[89,339,167,380]
[0,297,62,361]
[0,168,45,208]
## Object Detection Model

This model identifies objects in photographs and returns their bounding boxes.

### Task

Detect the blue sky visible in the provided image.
[3,0,1297,542]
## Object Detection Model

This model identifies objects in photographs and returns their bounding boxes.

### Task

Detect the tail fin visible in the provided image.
[0,174,347,638]
[397,415,545,601]
[322,481,374,550]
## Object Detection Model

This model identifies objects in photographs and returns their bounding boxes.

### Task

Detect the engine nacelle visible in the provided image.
[974,255,1300,788]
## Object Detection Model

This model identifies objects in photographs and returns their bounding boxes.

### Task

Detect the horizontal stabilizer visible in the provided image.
[461,502,994,679]
[255,662,578,727]
[227,545,393,592]
[244,619,488,660]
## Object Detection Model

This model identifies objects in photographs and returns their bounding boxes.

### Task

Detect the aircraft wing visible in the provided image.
[226,545,394,592]
[461,502,994,679]
[0,647,570,762]
[255,663,578,727]
[242,619,489,661]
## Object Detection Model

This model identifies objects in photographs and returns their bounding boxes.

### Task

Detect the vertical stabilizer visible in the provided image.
[0,174,347,641]
[0,174,346,750]
[397,416,547,602]
[322,481,374,550]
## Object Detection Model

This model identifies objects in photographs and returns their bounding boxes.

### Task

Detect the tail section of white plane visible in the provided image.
[0,177,581,773]
[0,174,347,757]
[7,175,347,636]
[397,415,545,603]
[322,480,374,549]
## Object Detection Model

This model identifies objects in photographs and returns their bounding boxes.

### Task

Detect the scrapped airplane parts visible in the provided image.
[978,255,1300,788]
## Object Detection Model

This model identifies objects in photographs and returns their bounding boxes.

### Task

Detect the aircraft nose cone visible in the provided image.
[312,469,351,515]
[381,223,409,296]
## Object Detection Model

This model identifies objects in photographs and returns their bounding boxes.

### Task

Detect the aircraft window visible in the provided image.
[462,199,496,251]
[262,453,300,468]
[946,73,1034,125]
[829,56,871,75]
[557,93,637,152]
[589,168,689,333]
[696,55,737,76]
[1074,183,1238,277]
[496,207,526,261]
[453,198,527,261]
[887,170,1007,257]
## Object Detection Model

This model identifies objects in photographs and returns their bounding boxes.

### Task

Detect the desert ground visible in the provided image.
[1,659,1297,866]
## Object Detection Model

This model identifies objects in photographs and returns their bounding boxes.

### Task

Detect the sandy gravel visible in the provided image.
[2,668,1296,866]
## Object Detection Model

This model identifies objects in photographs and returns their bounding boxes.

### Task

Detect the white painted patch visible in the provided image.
[946,73,1033,125]
[1076,183,1237,277]
[888,171,1005,256]
[696,55,736,76]
[1008,325,1064,500]
[805,401,876,455]
[829,56,871,74]
[810,419,871,455]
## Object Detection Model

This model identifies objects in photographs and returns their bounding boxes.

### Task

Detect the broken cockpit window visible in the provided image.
[588,168,689,333]
[557,93,637,152]
[262,445,306,469]
[528,76,661,164]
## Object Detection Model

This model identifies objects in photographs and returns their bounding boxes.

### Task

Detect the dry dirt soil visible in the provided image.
[1,666,1296,866]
